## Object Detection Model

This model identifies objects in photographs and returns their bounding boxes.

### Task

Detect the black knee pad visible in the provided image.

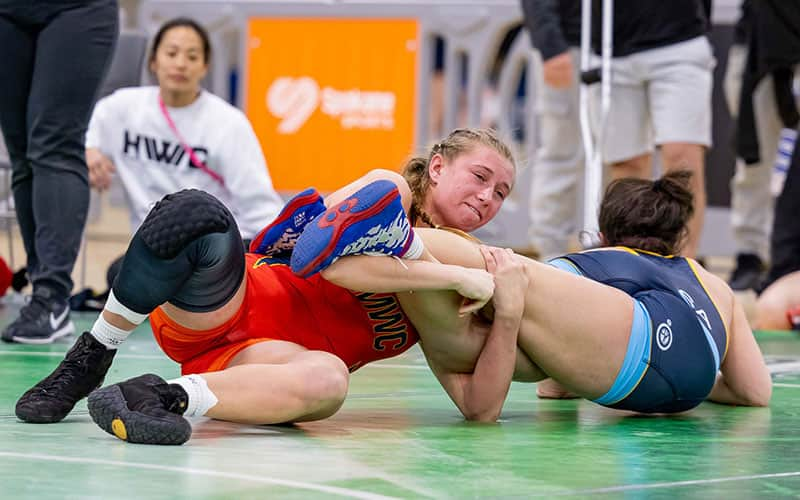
[112,189,245,314]
[139,189,232,260]
[172,227,245,312]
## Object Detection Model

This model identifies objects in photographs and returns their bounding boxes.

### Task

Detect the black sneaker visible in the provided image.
[88,373,191,445]
[728,253,766,291]
[15,332,116,423]
[2,290,74,344]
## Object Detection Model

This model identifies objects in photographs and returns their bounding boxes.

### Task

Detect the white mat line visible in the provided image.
[538,470,800,496]
[363,364,427,370]
[767,361,800,374]
[0,350,164,360]
[0,451,400,500]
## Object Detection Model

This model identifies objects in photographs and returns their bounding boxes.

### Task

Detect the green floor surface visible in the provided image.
[1,310,798,498]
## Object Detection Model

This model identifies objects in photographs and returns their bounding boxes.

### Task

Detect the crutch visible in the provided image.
[578,0,613,249]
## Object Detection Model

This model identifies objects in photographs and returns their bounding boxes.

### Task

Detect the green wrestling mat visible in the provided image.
[1,309,798,499]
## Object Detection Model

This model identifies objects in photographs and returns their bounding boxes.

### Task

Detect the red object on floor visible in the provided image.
[0,257,11,296]
[787,305,800,331]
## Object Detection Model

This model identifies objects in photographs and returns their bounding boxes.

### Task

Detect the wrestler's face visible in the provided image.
[150,26,208,98]
[426,145,515,232]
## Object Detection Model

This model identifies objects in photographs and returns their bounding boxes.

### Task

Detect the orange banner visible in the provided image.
[245,18,419,191]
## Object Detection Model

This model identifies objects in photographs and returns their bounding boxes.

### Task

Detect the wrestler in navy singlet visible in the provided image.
[550,247,728,413]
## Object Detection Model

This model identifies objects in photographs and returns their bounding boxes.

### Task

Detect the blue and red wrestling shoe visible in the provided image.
[249,188,326,260]
[290,180,420,278]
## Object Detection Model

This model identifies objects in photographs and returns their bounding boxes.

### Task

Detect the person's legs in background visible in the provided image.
[528,48,583,260]
[0,9,36,294]
[644,36,715,258]
[600,52,655,199]
[725,45,779,290]
[762,137,800,291]
[659,142,707,259]
[0,0,118,343]
[755,142,800,329]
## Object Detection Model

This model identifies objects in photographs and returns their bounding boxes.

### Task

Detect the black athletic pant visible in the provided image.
[0,0,118,300]
[764,132,800,289]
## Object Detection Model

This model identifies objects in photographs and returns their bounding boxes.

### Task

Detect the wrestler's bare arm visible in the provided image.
[413,227,487,269]
[321,228,495,310]
[323,232,528,420]
[422,247,527,422]
[707,293,772,407]
[321,257,494,303]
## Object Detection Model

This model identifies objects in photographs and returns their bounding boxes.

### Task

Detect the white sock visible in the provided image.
[402,230,424,260]
[89,315,132,349]
[104,289,149,324]
[168,374,219,417]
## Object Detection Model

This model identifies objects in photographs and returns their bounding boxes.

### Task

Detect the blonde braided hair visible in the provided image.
[401,128,515,235]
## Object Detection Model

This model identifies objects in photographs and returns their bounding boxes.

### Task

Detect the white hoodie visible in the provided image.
[86,86,283,239]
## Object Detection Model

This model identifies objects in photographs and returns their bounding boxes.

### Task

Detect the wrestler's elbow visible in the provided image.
[461,404,502,422]
[711,372,772,407]
[737,369,773,407]
[744,382,772,407]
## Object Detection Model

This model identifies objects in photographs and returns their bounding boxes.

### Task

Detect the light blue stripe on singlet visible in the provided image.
[548,258,584,276]
[698,319,721,372]
[594,300,652,406]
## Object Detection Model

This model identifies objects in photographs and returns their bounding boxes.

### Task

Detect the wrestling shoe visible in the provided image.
[88,373,191,445]
[728,253,765,291]
[290,179,419,278]
[2,288,74,344]
[249,188,326,260]
[15,332,116,423]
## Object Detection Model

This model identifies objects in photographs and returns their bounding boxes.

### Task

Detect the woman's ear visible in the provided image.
[428,153,444,184]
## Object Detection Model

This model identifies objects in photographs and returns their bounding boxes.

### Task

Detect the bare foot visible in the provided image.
[536,378,580,399]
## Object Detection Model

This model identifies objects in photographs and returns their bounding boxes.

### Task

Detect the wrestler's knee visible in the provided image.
[113,189,243,314]
[299,352,350,416]
[138,188,237,259]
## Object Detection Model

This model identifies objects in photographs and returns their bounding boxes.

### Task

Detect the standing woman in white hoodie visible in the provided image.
[85,17,282,245]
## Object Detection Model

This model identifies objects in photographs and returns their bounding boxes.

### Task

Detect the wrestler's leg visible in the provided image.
[200,340,350,424]
[325,168,413,209]
[249,169,413,261]
[17,189,246,423]
[88,340,350,444]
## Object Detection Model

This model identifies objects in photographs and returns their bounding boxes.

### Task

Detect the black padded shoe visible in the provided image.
[88,373,191,445]
[2,289,74,344]
[15,332,117,423]
[728,253,766,291]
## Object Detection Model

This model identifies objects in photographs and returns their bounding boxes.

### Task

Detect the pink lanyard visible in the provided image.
[158,94,225,186]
